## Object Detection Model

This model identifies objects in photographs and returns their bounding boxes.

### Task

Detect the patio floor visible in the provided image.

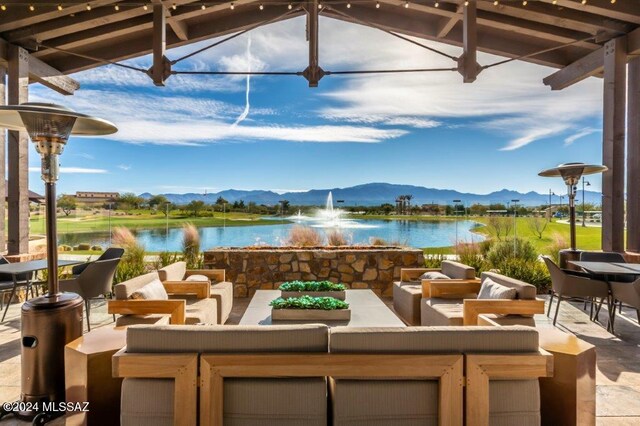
[0,294,639,425]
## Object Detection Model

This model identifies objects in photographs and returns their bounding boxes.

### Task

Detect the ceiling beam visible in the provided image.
[537,0,640,25]
[42,7,304,74]
[151,4,168,86]
[436,5,462,38]
[0,38,79,95]
[0,0,120,33]
[544,27,640,90]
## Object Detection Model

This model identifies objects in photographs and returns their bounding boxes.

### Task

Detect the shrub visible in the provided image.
[492,258,551,293]
[285,226,323,247]
[544,232,569,263]
[456,242,486,275]
[58,245,73,252]
[77,243,91,251]
[91,245,103,251]
[153,251,181,269]
[270,295,349,310]
[369,237,388,246]
[479,239,494,256]
[423,253,445,268]
[112,227,146,284]
[182,223,202,269]
[279,281,346,291]
[326,230,348,246]
[486,238,537,266]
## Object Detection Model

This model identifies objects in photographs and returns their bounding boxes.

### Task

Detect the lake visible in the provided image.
[58,218,484,251]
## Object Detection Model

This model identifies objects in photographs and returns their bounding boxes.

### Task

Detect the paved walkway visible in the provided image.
[0,294,638,425]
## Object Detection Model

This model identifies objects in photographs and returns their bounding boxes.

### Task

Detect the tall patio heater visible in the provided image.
[0,103,116,422]
[538,162,607,268]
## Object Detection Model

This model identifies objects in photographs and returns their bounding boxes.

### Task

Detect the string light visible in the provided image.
[522,0,527,6]
[0,4,6,11]
[114,4,120,10]
[404,1,409,8]
[288,3,292,9]
[230,2,234,9]
[346,2,351,8]
[552,0,557,4]
[172,3,177,10]
[464,0,469,6]
[611,0,617,4]
[143,4,148,10]
[57,4,63,10]
[318,3,322,9]
[201,3,206,10]
[434,2,439,8]
[493,0,499,5]
[86,3,91,11]
[28,4,34,11]
[375,1,380,8]
[582,0,587,4]
[259,3,263,10]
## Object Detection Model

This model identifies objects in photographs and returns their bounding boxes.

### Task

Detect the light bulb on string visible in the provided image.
[404,1,409,8]
[29,4,35,11]
[57,4,63,10]
[347,2,351,8]
[230,2,234,9]
[376,1,380,8]
[259,3,263,10]
[86,3,91,11]
[143,4,148,10]
[115,4,120,11]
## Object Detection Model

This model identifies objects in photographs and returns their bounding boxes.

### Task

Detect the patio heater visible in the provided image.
[538,163,607,268]
[0,103,116,421]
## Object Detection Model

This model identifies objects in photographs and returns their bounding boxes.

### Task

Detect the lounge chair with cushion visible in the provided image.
[421,271,545,326]
[108,271,217,326]
[158,261,233,324]
[393,260,479,325]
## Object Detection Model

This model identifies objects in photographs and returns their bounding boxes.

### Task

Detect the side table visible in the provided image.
[64,326,127,426]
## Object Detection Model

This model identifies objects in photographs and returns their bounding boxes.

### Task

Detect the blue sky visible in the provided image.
[29,16,605,198]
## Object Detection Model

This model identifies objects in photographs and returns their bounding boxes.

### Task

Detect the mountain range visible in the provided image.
[140,183,603,207]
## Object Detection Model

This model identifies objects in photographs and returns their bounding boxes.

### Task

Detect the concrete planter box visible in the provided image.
[271,308,351,321]
[280,290,346,300]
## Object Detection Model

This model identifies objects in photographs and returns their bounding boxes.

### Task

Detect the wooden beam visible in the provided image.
[476,0,632,36]
[458,0,479,83]
[602,37,627,253]
[627,56,640,252]
[543,48,603,90]
[0,67,5,252]
[7,45,30,255]
[168,17,189,41]
[151,4,167,86]
[437,6,462,38]
[538,0,640,26]
[0,0,121,33]
[302,0,323,87]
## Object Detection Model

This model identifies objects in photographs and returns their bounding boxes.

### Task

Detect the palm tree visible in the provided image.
[405,194,413,215]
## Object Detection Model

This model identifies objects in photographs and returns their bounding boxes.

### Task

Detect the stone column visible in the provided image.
[627,57,640,253]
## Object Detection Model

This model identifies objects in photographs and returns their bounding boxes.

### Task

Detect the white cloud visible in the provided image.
[564,128,601,146]
[117,164,132,171]
[29,167,108,174]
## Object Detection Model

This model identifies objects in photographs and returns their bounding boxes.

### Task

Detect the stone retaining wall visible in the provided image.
[204,247,425,297]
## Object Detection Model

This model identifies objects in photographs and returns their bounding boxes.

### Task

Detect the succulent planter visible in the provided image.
[271,308,351,321]
[280,290,346,300]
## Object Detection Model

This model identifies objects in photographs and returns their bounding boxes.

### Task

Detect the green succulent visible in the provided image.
[270,295,349,310]
[279,281,346,292]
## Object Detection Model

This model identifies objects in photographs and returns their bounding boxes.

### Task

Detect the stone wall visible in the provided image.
[204,247,425,297]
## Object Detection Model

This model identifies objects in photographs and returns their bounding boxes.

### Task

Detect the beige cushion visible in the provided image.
[115,314,170,327]
[211,281,234,324]
[481,271,536,300]
[158,261,187,281]
[421,298,464,326]
[441,260,476,279]
[121,378,173,426]
[114,272,159,300]
[185,274,209,282]
[185,298,217,325]
[126,324,329,353]
[392,282,422,326]
[419,271,450,280]
[130,278,168,300]
[478,278,517,300]
[329,326,539,353]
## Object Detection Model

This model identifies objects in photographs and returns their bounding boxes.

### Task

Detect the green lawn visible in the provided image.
[29,210,281,235]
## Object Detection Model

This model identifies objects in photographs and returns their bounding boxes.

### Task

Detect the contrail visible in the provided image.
[232,37,251,127]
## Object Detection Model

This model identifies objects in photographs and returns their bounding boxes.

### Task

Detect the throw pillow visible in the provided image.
[130,278,169,300]
[477,278,517,300]
[419,271,450,280]
[186,274,209,282]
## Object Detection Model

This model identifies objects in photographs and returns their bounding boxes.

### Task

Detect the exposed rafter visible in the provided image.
[537,0,640,26]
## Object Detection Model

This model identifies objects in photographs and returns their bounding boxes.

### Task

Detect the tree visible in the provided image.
[280,200,290,214]
[527,216,549,239]
[469,203,487,216]
[58,195,76,216]
[148,194,168,211]
[187,200,205,217]
[380,203,394,215]
[118,192,144,212]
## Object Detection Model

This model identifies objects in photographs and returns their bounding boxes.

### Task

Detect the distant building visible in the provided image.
[75,191,119,204]
[4,182,44,204]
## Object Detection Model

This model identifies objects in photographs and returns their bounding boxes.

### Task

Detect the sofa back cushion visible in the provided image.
[114,272,160,300]
[126,324,329,353]
[477,278,517,300]
[441,261,476,279]
[329,326,539,353]
[481,271,537,300]
[157,261,187,282]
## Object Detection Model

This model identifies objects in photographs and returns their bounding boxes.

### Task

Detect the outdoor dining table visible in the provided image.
[0,259,83,322]
[569,261,640,333]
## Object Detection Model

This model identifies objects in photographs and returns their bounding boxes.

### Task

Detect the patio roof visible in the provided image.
[0,0,639,257]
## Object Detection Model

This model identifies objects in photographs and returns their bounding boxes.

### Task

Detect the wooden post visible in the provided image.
[0,67,5,252]
[458,0,480,83]
[627,57,640,253]
[601,37,626,253]
[151,4,167,86]
[7,45,29,256]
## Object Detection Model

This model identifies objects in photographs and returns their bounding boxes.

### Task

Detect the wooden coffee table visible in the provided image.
[240,290,405,327]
